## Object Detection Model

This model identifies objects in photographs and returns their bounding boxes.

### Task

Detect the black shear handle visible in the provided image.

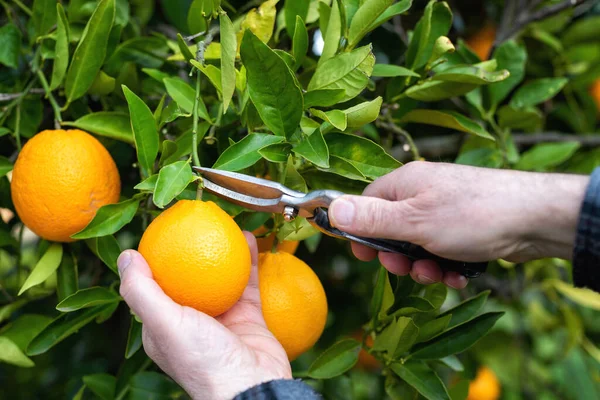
[311,208,487,279]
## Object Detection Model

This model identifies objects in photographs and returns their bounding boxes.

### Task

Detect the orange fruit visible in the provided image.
[139,200,251,317]
[465,23,496,61]
[353,331,380,370]
[11,129,120,242]
[590,79,600,113]
[467,366,501,400]
[254,225,299,254]
[258,251,328,360]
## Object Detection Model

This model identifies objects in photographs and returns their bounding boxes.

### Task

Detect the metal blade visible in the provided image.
[193,167,306,213]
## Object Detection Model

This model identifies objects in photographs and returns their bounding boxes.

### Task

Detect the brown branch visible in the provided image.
[388,132,600,162]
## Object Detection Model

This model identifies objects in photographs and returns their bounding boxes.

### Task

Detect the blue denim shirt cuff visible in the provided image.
[573,167,600,292]
[233,379,321,400]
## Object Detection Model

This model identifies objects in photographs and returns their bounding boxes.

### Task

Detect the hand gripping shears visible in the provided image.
[193,167,487,279]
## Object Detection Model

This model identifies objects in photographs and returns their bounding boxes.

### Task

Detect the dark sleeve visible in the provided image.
[573,167,600,293]
[232,379,322,400]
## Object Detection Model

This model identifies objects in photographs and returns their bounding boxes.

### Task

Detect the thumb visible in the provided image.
[117,250,181,329]
[328,195,418,242]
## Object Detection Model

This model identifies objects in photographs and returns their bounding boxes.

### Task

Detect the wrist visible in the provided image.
[523,172,589,260]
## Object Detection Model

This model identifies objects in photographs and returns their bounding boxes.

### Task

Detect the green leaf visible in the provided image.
[19,244,63,296]
[416,314,451,343]
[344,97,383,128]
[562,16,600,46]
[71,198,140,239]
[135,174,158,191]
[176,33,195,62]
[390,361,450,400]
[64,0,116,104]
[284,0,309,38]
[385,375,418,400]
[292,16,308,70]
[303,89,347,109]
[56,250,78,302]
[455,148,503,168]
[128,371,182,398]
[273,49,296,70]
[371,267,388,326]
[510,77,568,108]
[326,132,401,179]
[401,109,494,140]
[159,140,178,167]
[163,77,211,122]
[373,316,419,357]
[83,373,116,400]
[439,355,464,372]
[405,1,452,70]
[32,0,57,38]
[240,30,303,138]
[367,0,412,32]
[123,85,159,176]
[320,0,342,62]
[258,143,292,163]
[220,13,237,113]
[515,142,580,171]
[308,339,362,379]
[498,105,543,132]
[153,161,195,208]
[433,63,510,85]
[372,64,420,78]
[321,156,368,181]
[310,109,347,131]
[27,304,115,356]
[348,0,395,48]
[0,157,13,178]
[0,300,29,324]
[213,133,284,171]
[142,68,170,83]
[405,80,479,102]
[62,112,133,143]
[0,24,21,69]
[549,279,600,310]
[284,156,308,192]
[438,290,490,329]
[56,287,121,312]
[409,312,504,360]
[488,40,527,108]
[1,314,52,351]
[96,235,121,274]
[277,217,320,241]
[0,337,34,368]
[187,0,207,34]
[125,317,143,359]
[293,129,330,168]
[88,70,116,96]
[308,45,375,102]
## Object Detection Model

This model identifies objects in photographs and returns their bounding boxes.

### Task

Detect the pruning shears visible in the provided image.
[193,167,487,279]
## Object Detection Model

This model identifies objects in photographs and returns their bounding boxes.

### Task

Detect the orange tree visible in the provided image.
[1,0,600,399]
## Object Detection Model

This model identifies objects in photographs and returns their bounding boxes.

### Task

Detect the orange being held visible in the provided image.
[11,129,121,242]
[465,22,496,61]
[467,366,501,400]
[258,251,328,360]
[139,200,251,317]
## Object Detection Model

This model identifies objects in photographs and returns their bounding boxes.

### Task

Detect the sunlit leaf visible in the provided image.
[19,244,63,296]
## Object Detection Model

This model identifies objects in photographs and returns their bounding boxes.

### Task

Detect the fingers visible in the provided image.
[328,195,419,242]
[117,250,180,328]
[351,242,377,261]
[442,271,468,290]
[243,231,260,290]
[378,252,411,276]
[410,259,443,285]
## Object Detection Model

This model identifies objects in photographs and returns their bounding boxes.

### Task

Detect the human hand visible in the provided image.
[117,232,291,400]
[329,161,589,289]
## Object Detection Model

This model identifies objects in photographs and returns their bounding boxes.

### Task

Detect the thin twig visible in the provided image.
[0,88,45,102]
[377,120,420,160]
[36,70,62,128]
[10,0,32,16]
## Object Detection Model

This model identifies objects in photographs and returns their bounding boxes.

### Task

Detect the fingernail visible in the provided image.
[331,199,355,227]
[416,274,435,285]
[449,276,468,289]
[117,251,132,276]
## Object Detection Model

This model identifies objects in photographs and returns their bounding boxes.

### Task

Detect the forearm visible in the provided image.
[521,172,589,260]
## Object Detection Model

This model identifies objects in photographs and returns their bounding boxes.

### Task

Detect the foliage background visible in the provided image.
[2,0,600,399]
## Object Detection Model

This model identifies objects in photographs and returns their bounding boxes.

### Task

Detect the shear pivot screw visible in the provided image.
[283,206,298,222]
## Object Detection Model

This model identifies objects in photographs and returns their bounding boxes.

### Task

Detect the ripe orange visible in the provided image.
[590,79,600,113]
[353,331,380,370]
[465,23,496,61]
[254,225,299,254]
[139,200,251,317]
[467,366,501,400]
[258,251,328,360]
[11,129,120,242]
